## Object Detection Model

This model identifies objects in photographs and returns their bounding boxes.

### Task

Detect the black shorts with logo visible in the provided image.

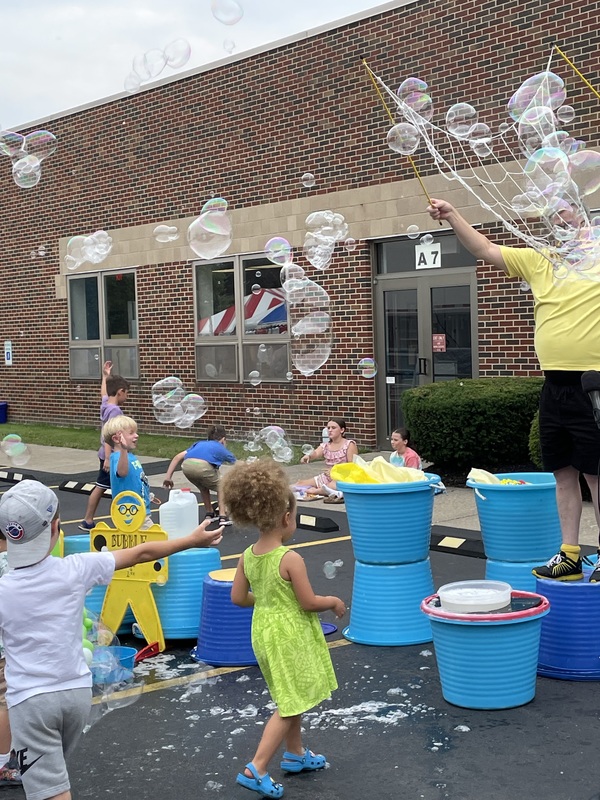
[539,372,600,474]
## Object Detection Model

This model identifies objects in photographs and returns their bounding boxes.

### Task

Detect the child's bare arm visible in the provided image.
[231,555,254,607]
[113,435,129,477]
[113,519,223,570]
[100,360,112,397]
[282,551,345,617]
[163,451,186,488]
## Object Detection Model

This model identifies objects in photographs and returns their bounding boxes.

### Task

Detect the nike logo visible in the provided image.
[16,750,43,774]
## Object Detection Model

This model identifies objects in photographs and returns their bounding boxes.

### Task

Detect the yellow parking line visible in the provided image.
[221,535,351,562]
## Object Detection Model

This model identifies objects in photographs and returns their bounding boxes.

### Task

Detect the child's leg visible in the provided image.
[82,485,104,524]
[244,711,300,776]
[283,714,303,755]
[199,487,213,515]
[0,706,10,755]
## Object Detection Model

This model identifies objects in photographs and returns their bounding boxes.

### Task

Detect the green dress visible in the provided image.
[243,545,337,717]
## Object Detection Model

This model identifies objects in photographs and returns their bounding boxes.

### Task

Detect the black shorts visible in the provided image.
[95,458,112,490]
[539,375,600,474]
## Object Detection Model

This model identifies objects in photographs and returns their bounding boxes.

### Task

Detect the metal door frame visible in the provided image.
[374,267,479,449]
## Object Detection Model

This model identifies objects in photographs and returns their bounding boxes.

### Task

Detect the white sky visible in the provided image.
[0,0,388,130]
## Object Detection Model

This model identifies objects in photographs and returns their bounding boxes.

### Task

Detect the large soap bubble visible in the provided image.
[211,0,244,25]
[188,198,232,259]
[65,230,113,271]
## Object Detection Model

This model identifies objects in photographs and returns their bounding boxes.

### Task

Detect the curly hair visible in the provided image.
[221,459,295,532]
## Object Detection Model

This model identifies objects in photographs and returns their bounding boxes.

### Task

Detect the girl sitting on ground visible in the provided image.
[390,427,422,469]
[222,460,345,799]
[293,418,358,502]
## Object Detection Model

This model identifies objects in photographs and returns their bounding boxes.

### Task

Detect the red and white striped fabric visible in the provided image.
[198,288,287,335]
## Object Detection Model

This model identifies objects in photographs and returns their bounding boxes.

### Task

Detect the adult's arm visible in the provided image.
[427,199,508,273]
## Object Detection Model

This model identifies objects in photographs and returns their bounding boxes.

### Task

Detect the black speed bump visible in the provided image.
[296,512,339,534]
[59,480,112,498]
[0,469,35,484]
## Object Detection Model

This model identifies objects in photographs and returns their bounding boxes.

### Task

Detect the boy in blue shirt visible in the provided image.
[163,425,236,526]
[102,415,153,529]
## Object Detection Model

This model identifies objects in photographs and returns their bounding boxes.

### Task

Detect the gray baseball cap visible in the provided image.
[0,480,59,568]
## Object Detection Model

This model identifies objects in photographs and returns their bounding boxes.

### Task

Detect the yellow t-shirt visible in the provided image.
[500,245,600,371]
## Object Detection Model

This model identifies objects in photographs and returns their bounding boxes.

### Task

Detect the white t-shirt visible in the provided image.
[0,552,115,708]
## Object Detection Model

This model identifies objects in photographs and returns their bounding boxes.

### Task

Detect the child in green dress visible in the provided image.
[223,460,345,799]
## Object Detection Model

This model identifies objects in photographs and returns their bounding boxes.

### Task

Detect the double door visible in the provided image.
[375,270,478,446]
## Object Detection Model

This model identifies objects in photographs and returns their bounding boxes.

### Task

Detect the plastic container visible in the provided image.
[91,645,137,684]
[337,474,440,565]
[321,427,329,444]
[0,403,7,424]
[537,575,600,680]
[192,568,257,666]
[159,488,199,539]
[438,580,512,613]
[343,559,434,645]
[466,472,561,562]
[422,590,550,709]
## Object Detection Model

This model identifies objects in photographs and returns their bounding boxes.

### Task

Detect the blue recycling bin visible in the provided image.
[0,403,7,424]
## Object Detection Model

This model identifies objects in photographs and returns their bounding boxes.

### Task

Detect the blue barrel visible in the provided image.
[467,473,561,562]
[337,474,440,565]
[537,576,600,680]
[422,591,550,709]
[485,559,541,593]
[343,559,434,645]
[152,548,221,639]
[192,568,257,666]
[63,534,136,635]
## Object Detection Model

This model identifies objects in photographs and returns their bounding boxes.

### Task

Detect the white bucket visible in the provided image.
[159,488,199,539]
[438,580,512,614]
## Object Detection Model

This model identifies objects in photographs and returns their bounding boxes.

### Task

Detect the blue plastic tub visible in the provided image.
[151,548,221,639]
[343,559,434,645]
[192,569,257,666]
[467,473,561,562]
[485,558,541,593]
[422,591,550,709]
[537,576,600,680]
[90,645,137,684]
[337,474,440,565]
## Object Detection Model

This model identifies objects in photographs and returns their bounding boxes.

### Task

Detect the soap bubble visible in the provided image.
[248,370,261,387]
[174,394,207,429]
[357,357,377,378]
[211,0,244,25]
[1,434,22,454]
[24,130,57,161]
[152,377,185,411]
[387,122,420,155]
[420,233,434,246]
[188,203,232,259]
[285,371,293,381]
[344,237,357,252]
[301,172,316,188]
[0,131,26,158]
[153,224,179,243]
[301,444,314,455]
[8,442,31,467]
[124,73,142,93]
[251,283,261,295]
[65,230,113,271]
[556,105,575,124]
[163,38,191,69]
[265,237,292,266]
[223,40,236,54]
[406,225,419,239]
[323,560,344,579]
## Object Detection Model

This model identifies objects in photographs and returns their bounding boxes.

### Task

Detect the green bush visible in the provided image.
[401,377,544,472]
[528,410,543,469]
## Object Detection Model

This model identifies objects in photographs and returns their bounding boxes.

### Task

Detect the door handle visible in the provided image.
[418,357,428,375]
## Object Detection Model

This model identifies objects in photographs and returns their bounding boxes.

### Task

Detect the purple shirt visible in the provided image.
[97,396,124,460]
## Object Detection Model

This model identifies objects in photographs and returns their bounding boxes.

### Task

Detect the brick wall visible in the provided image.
[0,0,598,447]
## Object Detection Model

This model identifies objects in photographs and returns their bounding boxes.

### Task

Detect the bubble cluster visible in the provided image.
[153,224,179,243]
[323,559,344,579]
[188,197,232,259]
[0,129,57,189]
[376,60,600,282]
[65,230,113,271]
[303,210,349,271]
[250,425,294,463]
[124,39,191,93]
[1,434,31,467]
[151,376,207,429]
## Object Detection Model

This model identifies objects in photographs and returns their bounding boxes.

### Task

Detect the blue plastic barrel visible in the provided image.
[192,568,257,666]
[343,559,434,645]
[467,473,561,562]
[537,576,600,680]
[337,474,440,565]
[485,558,540,593]
[151,548,221,639]
[422,591,550,709]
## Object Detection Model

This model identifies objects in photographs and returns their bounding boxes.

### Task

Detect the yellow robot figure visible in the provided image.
[90,491,168,652]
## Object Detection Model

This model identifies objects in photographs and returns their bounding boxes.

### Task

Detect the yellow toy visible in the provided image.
[90,491,168,652]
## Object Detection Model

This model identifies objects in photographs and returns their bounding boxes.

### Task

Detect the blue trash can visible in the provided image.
[467,473,561,562]
[422,590,550,709]
[0,403,7,424]
[337,474,441,565]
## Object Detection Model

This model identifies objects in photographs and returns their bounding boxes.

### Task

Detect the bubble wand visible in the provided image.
[361,57,442,225]
[551,43,600,102]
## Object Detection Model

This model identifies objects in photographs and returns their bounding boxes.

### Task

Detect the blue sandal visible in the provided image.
[280,748,326,773]
[236,763,284,798]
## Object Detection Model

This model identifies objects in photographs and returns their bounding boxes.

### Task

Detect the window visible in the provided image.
[195,255,290,382]
[68,271,138,379]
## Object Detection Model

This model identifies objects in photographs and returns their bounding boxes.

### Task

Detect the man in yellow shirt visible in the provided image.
[427,198,600,580]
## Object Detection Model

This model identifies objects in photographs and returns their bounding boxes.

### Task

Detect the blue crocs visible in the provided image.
[236,763,284,798]
[280,748,326,773]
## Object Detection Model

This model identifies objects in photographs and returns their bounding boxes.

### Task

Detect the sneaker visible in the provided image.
[218,515,233,527]
[532,550,583,581]
[78,520,95,532]
[0,751,22,786]
[588,553,600,583]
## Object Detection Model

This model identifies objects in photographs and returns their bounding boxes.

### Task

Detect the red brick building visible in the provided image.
[1,0,598,448]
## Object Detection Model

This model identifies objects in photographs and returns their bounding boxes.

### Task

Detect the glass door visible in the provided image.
[375,272,477,446]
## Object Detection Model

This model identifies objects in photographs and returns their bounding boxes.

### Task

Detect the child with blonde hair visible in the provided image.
[222,460,345,798]
[102,415,153,529]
